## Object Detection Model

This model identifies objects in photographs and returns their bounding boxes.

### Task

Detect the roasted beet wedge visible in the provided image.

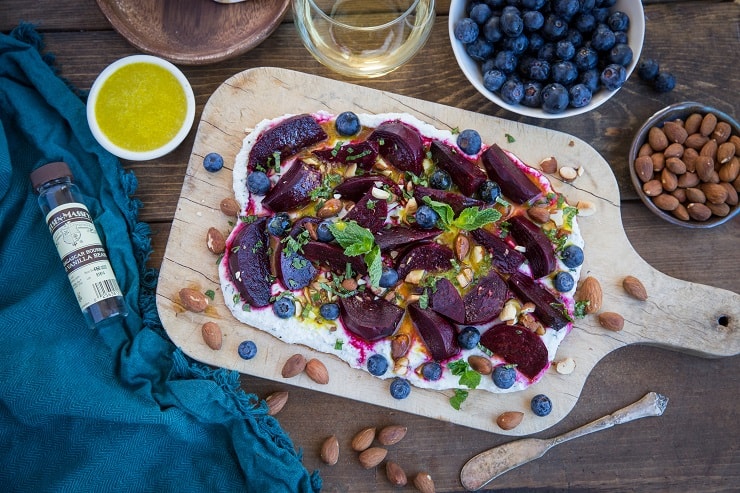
[413,186,485,214]
[373,225,442,252]
[428,277,466,324]
[248,114,328,171]
[407,303,461,361]
[508,215,557,278]
[481,144,542,204]
[261,160,322,213]
[463,270,509,324]
[507,271,570,330]
[343,190,387,233]
[313,139,379,171]
[470,228,526,274]
[395,242,454,279]
[339,293,404,341]
[228,219,272,307]
[368,120,425,175]
[333,175,402,202]
[301,241,368,276]
[430,140,488,197]
[273,242,317,291]
[479,323,549,380]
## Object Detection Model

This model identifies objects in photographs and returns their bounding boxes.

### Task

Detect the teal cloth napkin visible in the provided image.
[0,25,321,492]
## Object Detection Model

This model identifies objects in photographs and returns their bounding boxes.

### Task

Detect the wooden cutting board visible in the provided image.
[156,67,740,436]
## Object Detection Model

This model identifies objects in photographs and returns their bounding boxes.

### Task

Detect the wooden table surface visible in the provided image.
[3,1,738,491]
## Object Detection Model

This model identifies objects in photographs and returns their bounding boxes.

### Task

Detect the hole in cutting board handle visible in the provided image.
[717,315,730,327]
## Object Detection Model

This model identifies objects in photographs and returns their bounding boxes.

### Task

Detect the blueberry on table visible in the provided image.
[429,169,452,190]
[569,83,592,108]
[492,365,516,389]
[478,180,501,203]
[247,171,271,195]
[415,205,439,229]
[653,72,676,93]
[272,297,296,319]
[379,267,400,288]
[560,244,584,268]
[203,152,224,172]
[267,212,291,237]
[531,393,552,416]
[237,340,258,360]
[457,326,481,350]
[553,271,575,292]
[389,377,411,399]
[454,17,479,44]
[637,58,660,81]
[367,354,389,376]
[335,111,361,136]
[541,83,569,114]
[320,302,340,320]
[421,361,443,381]
[316,220,335,242]
[456,128,482,155]
[600,64,627,91]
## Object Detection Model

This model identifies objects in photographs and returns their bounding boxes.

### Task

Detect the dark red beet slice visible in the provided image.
[313,139,379,170]
[463,270,509,324]
[413,186,485,214]
[368,120,425,175]
[343,190,387,233]
[407,303,461,361]
[430,140,488,197]
[333,175,402,202]
[428,278,466,324]
[228,219,272,307]
[248,114,328,171]
[374,225,442,252]
[301,241,368,276]
[479,323,549,380]
[261,160,322,213]
[508,215,557,278]
[470,228,526,274]
[481,144,542,204]
[507,271,570,331]
[395,242,454,279]
[338,293,404,341]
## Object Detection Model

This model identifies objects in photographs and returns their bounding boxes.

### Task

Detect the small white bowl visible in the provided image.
[448,0,645,119]
[87,55,195,161]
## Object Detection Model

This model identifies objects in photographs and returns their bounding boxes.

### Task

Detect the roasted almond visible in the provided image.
[527,205,551,223]
[694,155,715,182]
[378,425,408,446]
[265,391,289,416]
[684,113,703,134]
[598,312,625,331]
[648,126,669,151]
[701,183,728,204]
[413,472,436,493]
[642,179,663,197]
[687,202,713,221]
[663,121,688,144]
[206,227,226,255]
[179,288,209,312]
[706,202,731,217]
[712,121,732,143]
[496,411,524,430]
[622,276,648,301]
[652,193,679,211]
[685,187,706,204]
[316,198,343,218]
[717,142,736,164]
[684,132,709,151]
[677,171,700,188]
[700,113,717,137]
[358,447,387,469]
[219,197,240,217]
[391,334,410,359]
[665,157,687,175]
[305,358,329,384]
[671,188,686,203]
[281,353,307,378]
[386,461,408,487]
[660,168,678,192]
[634,155,654,182]
[539,156,558,173]
[320,435,339,466]
[672,203,690,221]
[700,139,718,158]
[719,157,740,183]
[720,182,738,206]
[351,427,376,452]
[650,152,665,172]
[468,355,493,375]
[201,321,222,350]
[577,276,602,314]
[454,233,470,261]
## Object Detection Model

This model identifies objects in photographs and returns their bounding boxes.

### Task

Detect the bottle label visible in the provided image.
[46,203,123,311]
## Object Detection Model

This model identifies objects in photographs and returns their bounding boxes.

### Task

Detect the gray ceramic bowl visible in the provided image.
[629,102,740,228]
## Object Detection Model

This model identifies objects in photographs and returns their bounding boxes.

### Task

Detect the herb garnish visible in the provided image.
[447,360,482,409]
[421,196,501,231]
[327,220,382,287]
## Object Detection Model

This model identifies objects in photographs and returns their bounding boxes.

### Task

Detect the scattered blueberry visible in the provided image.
[457,129,482,155]
[637,58,660,81]
[541,83,570,114]
[531,393,552,416]
[389,377,411,399]
[553,271,575,292]
[569,83,592,108]
[492,365,516,389]
[316,220,335,242]
[415,205,440,229]
[430,169,453,190]
[237,340,258,360]
[457,326,481,350]
[421,361,443,381]
[335,111,360,136]
[203,152,224,172]
[367,354,389,376]
[500,78,525,105]
[560,244,584,268]
[267,212,291,237]
[272,297,296,319]
[319,302,340,320]
[600,63,627,91]
[653,72,676,93]
[455,17,479,44]
[478,180,501,203]
[247,171,271,195]
[379,267,400,288]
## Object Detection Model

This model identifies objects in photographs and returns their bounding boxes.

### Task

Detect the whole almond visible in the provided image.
[527,205,551,223]
[305,358,329,384]
[496,411,524,430]
[665,157,687,175]
[685,133,709,150]
[281,353,307,378]
[179,288,209,312]
[265,391,289,416]
[320,435,339,465]
[378,425,408,446]
[717,142,735,164]
[694,155,715,182]
[662,121,688,144]
[660,168,678,192]
[712,122,732,143]
[685,187,706,204]
[358,447,387,469]
[391,334,410,359]
[598,312,625,331]
[634,155,654,182]
[413,472,436,493]
[663,142,684,159]
[677,172,700,188]
[687,202,713,221]
[578,276,602,314]
[351,427,376,452]
[622,276,648,301]
[317,198,343,218]
[720,182,738,205]
[671,188,686,203]
[219,197,240,217]
[684,113,703,134]
[468,355,493,375]
[700,139,718,158]
[642,179,663,197]
[652,193,679,211]
[454,233,470,261]
[638,142,653,157]
[206,227,226,255]
[650,152,665,172]
[386,461,408,487]
[719,157,740,183]
[683,147,699,171]
[672,203,690,221]
[648,126,668,151]
[201,321,222,350]
[701,183,728,204]
[706,202,731,217]
[539,156,558,173]
[700,113,717,136]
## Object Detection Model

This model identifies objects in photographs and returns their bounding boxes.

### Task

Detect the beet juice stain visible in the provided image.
[31,161,127,327]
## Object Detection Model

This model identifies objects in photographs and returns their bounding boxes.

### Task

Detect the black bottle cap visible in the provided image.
[30,161,73,191]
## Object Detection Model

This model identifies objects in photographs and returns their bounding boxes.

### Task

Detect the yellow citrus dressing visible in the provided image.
[95,62,186,152]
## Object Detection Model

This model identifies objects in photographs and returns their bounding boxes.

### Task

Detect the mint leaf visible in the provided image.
[563,205,578,229]
[448,359,469,376]
[328,221,382,287]
[364,246,382,287]
[422,196,454,227]
[459,369,482,389]
[450,389,468,410]
[454,207,501,231]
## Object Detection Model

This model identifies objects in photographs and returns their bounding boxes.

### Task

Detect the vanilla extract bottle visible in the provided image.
[31,161,128,327]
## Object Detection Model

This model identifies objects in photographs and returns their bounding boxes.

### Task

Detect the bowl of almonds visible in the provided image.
[629,102,740,228]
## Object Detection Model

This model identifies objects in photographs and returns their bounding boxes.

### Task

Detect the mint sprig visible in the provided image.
[447,359,482,409]
[327,220,382,287]
[422,196,501,231]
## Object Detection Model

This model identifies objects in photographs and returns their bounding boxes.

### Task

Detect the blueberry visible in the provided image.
[637,58,660,81]
[415,205,439,229]
[553,0,579,20]
[389,377,411,399]
[503,34,529,55]
[553,271,575,292]
[319,302,340,320]
[470,3,493,25]
[574,13,596,33]
[569,83,592,108]
[600,63,627,90]
[592,7,610,23]
[494,50,519,74]
[527,32,545,53]
[580,68,601,92]
[267,212,291,237]
[379,267,400,288]
[522,81,543,108]
[466,38,495,61]
[500,78,525,105]
[653,72,676,93]
[614,31,628,45]
[555,40,576,61]
[541,83,570,114]
[579,0,596,12]
[590,25,616,51]
[523,10,544,31]
[531,394,552,416]
[237,340,258,360]
[316,220,335,242]
[483,69,507,92]
[272,297,296,319]
[455,17,479,44]
[542,14,568,41]
[537,42,557,63]
[335,111,360,136]
[551,61,578,86]
[457,326,481,350]
[421,361,443,381]
[203,152,224,172]
[564,29,584,49]
[430,169,452,190]
[527,58,550,81]
[574,46,598,71]
[247,171,271,195]
[560,244,584,268]
[478,180,501,203]
[367,354,389,376]
[492,365,516,389]
[521,0,546,9]
[500,9,524,37]
[608,43,633,66]
[607,11,629,32]
[457,129,483,155]
[483,16,503,43]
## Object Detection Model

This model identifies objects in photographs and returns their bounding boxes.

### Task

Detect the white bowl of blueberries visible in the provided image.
[449,0,646,118]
